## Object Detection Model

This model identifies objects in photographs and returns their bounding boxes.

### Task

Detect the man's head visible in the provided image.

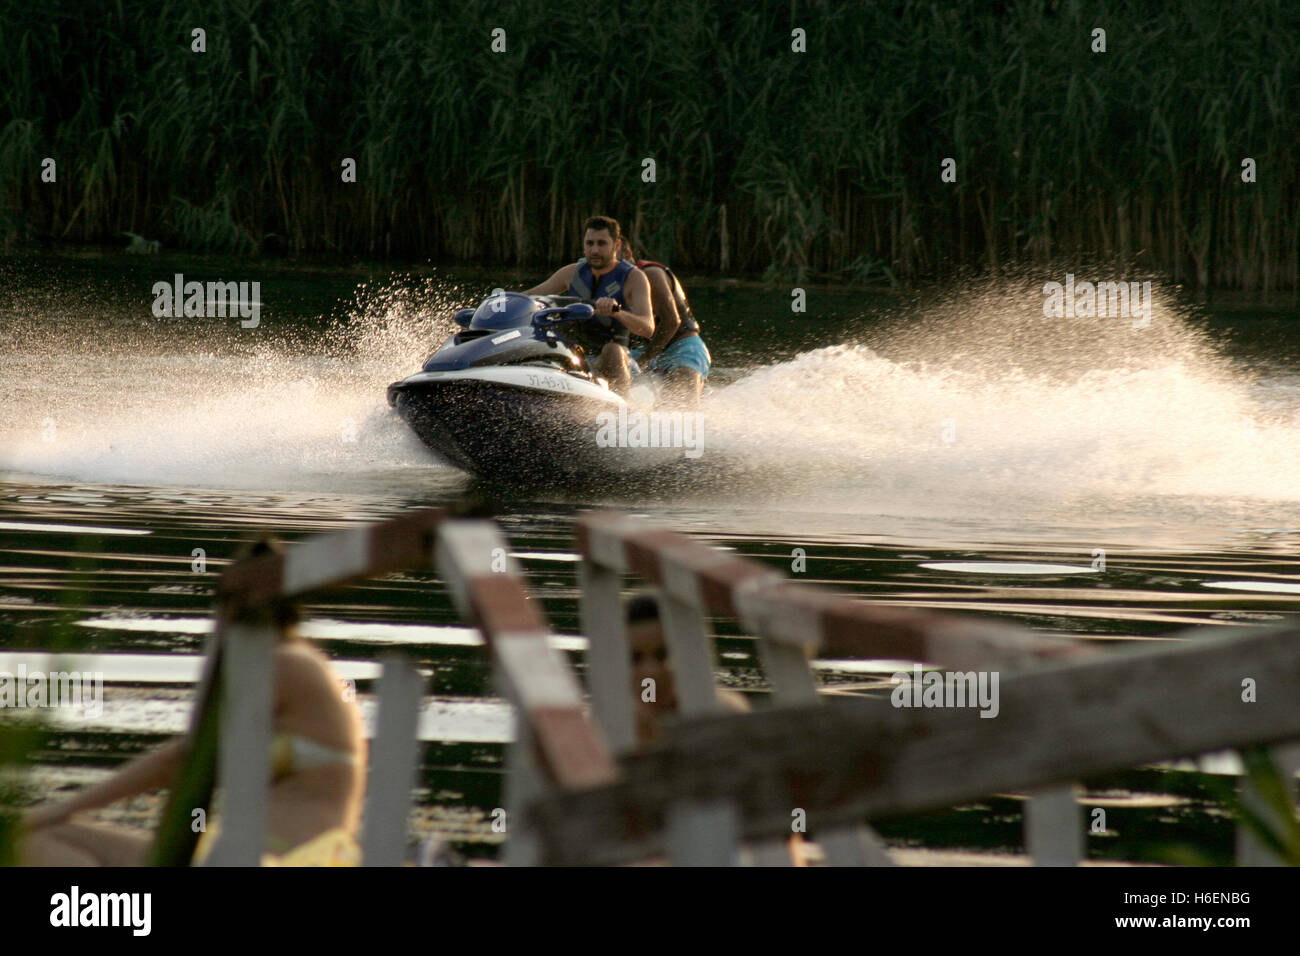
[583,215,623,271]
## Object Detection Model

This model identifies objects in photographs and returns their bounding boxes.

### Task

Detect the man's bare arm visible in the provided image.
[612,268,653,339]
[522,263,576,296]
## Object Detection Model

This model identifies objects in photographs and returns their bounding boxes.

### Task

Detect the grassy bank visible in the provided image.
[2,0,1297,288]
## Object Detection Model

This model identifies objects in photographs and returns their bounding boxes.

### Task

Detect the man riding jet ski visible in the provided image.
[386,280,689,484]
[523,215,652,396]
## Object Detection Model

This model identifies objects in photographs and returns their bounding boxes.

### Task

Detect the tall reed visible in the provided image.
[1,0,1296,288]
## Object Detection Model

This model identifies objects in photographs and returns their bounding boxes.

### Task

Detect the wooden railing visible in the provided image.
[568,510,1098,865]
[167,508,1299,866]
[157,509,450,865]
[163,508,616,866]
[541,510,1299,866]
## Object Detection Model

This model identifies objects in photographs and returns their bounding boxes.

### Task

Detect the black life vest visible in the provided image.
[568,257,634,303]
[636,259,700,346]
[566,257,633,348]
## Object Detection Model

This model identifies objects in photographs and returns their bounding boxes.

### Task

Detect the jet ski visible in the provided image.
[387,291,688,482]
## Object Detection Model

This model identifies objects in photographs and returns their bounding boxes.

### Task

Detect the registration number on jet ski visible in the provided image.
[525,373,574,392]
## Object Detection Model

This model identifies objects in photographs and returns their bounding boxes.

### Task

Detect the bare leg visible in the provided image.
[661,367,703,407]
[595,343,631,396]
[21,820,152,867]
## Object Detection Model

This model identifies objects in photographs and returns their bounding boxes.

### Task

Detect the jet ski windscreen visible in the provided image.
[469,292,536,331]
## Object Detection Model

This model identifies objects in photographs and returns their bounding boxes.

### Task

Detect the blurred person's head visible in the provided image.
[228,535,301,637]
[627,590,676,743]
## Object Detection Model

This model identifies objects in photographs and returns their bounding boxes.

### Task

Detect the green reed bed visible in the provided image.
[1,0,1296,287]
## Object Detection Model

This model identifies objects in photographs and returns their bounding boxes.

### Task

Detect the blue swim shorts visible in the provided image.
[630,335,711,378]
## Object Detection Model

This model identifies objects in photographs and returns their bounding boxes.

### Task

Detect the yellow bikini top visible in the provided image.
[269,732,359,780]
[191,736,360,866]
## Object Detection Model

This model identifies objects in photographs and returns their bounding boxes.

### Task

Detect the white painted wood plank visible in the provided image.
[741,838,795,866]
[756,639,820,706]
[658,541,722,607]
[580,560,635,754]
[361,653,425,866]
[202,623,275,867]
[666,800,740,866]
[659,593,725,717]
[493,635,586,711]
[501,712,542,866]
[582,516,632,572]
[283,526,371,595]
[733,578,822,652]
[756,631,894,865]
[819,824,896,866]
[1025,784,1083,866]
[435,521,520,619]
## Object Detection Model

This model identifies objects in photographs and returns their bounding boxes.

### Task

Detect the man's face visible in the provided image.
[584,228,619,270]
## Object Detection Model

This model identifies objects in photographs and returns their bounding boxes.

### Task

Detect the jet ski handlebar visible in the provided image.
[449,296,618,332]
[532,301,619,329]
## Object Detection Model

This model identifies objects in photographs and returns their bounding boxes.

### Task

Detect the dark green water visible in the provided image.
[2,250,1299,862]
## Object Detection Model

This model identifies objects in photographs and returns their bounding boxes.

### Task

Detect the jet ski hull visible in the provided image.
[388,366,678,482]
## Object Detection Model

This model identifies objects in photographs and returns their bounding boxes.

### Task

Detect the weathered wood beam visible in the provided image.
[529,623,1300,865]
[437,520,617,792]
[217,508,446,615]
[578,510,1088,669]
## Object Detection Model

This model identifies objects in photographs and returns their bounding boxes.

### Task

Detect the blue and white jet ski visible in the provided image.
[387,292,686,482]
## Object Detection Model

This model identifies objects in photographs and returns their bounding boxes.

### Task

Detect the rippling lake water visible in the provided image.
[3,251,1298,861]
